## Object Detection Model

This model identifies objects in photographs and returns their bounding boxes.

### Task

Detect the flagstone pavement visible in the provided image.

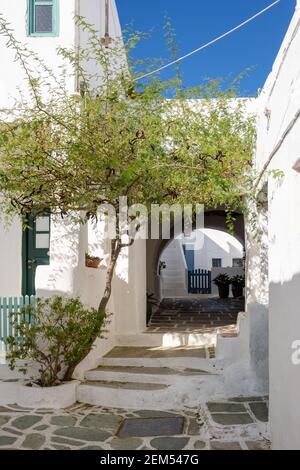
[148,297,244,338]
[0,396,270,450]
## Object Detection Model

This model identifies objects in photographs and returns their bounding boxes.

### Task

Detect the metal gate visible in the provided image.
[0,296,35,351]
[188,269,211,294]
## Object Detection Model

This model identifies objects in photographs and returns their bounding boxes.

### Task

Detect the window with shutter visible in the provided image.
[28,0,59,36]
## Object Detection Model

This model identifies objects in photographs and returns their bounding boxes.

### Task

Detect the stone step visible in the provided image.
[162,267,184,270]
[77,381,173,409]
[149,320,236,326]
[150,316,236,322]
[162,291,188,297]
[83,380,169,390]
[162,283,186,288]
[162,284,185,288]
[150,316,234,321]
[77,374,223,409]
[162,276,185,280]
[162,275,185,279]
[163,268,184,272]
[150,317,238,322]
[85,365,212,384]
[162,288,187,293]
[116,332,217,349]
[162,277,184,280]
[104,346,208,359]
[162,283,186,286]
[99,346,219,370]
[149,322,236,328]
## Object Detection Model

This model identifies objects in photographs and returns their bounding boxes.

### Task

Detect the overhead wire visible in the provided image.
[133,0,281,82]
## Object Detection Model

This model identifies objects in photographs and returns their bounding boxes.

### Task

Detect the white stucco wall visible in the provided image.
[0,0,138,373]
[192,229,243,270]
[0,0,123,105]
[35,213,147,377]
[159,239,188,298]
[0,1,124,298]
[255,0,300,450]
[160,228,243,270]
[78,0,121,43]
[0,0,77,107]
[77,0,124,89]
[0,218,22,296]
[164,229,243,271]
[0,1,78,294]
[159,229,243,298]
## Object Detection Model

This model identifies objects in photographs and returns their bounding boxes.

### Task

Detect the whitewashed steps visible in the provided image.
[77,381,175,409]
[77,374,221,409]
[77,346,224,409]
[161,240,188,297]
[99,346,218,371]
[82,380,169,390]
[84,365,212,385]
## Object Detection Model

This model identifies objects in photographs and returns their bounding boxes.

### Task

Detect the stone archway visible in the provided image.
[146,209,245,301]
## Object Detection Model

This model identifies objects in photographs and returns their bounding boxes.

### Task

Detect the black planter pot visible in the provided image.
[232,285,244,298]
[218,284,230,299]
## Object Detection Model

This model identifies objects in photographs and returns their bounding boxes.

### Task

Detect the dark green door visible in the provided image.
[22,213,51,296]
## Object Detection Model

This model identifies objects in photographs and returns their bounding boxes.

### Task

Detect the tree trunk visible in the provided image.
[63,363,77,382]
[63,238,125,382]
[98,238,122,313]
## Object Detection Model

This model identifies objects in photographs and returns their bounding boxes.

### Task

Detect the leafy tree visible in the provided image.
[0,16,255,372]
[6,296,107,386]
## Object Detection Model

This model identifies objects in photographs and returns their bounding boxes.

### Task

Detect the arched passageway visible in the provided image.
[146,209,245,301]
[145,209,245,338]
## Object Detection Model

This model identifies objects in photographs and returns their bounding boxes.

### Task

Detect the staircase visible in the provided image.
[160,240,188,298]
[77,299,255,410]
[77,346,222,410]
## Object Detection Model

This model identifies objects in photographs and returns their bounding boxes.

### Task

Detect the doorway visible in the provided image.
[22,213,51,295]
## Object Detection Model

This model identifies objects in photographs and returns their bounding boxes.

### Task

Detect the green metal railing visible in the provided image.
[0,296,35,351]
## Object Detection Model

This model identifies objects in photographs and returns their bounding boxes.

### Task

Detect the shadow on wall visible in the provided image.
[72,239,147,377]
[192,233,244,271]
[269,272,300,450]
[157,230,244,298]
[36,221,147,377]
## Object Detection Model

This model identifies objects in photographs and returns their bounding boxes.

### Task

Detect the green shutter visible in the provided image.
[28,0,59,37]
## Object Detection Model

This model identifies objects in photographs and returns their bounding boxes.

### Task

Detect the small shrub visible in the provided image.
[158,261,167,275]
[6,296,107,387]
[213,274,231,286]
[230,275,245,287]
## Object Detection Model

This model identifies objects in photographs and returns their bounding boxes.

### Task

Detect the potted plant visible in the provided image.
[85,252,102,268]
[213,273,231,299]
[5,296,107,408]
[231,275,245,298]
[158,260,167,275]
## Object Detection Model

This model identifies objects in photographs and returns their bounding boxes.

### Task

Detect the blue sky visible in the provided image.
[116,0,296,96]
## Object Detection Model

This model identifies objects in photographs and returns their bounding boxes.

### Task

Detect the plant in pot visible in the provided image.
[85,252,102,268]
[213,274,231,299]
[6,296,107,408]
[230,275,245,298]
[158,260,167,275]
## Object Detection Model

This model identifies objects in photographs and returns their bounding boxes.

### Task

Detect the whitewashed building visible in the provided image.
[159,229,244,298]
[0,0,122,297]
[254,0,300,449]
